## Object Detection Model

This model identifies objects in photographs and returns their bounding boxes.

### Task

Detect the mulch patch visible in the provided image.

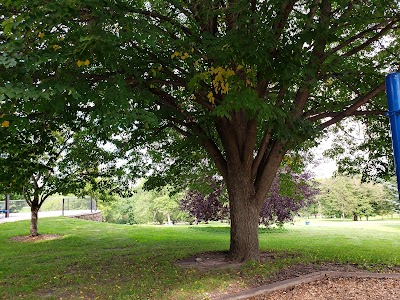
[176,251,400,299]
[9,234,62,242]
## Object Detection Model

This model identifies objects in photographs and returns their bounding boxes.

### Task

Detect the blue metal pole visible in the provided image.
[386,72,400,198]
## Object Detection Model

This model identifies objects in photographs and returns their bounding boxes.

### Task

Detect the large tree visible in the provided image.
[1,1,399,261]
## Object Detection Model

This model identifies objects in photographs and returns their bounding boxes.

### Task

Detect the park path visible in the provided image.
[0,210,95,224]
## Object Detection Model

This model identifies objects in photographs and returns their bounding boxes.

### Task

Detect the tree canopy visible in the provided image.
[1,0,399,261]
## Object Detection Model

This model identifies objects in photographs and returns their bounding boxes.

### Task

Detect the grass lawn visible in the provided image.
[1,217,400,299]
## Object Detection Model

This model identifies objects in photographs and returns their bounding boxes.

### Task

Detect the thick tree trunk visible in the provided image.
[226,164,262,262]
[30,206,39,236]
[229,194,260,262]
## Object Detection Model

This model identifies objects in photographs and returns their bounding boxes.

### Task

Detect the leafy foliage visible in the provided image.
[317,176,395,220]
[100,180,186,225]
[180,178,229,223]
[181,168,319,226]
[324,118,395,182]
[259,168,319,226]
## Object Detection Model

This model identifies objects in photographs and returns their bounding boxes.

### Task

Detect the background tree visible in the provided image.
[2,1,400,261]
[259,168,319,226]
[318,176,394,220]
[324,119,396,183]
[100,180,186,225]
[181,167,319,226]
[180,178,230,224]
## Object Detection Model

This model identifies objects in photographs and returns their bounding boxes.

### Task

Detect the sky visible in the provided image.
[308,137,337,179]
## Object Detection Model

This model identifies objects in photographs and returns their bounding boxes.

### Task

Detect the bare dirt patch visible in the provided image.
[176,251,239,270]
[175,251,296,270]
[10,234,62,242]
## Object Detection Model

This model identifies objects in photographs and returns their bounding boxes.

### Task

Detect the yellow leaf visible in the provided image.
[38,32,45,38]
[52,44,61,51]
[1,120,10,127]
[171,51,180,59]
[225,69,235,77]
[181,52,190,60]
[236,65,243,71]
[77,60,84,67]
[84,59,90,66]
[207,91,215,104]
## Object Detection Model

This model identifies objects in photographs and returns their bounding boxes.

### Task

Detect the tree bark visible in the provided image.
[229,192,260,262]
[30,205,39,236]
[225,161,262,262]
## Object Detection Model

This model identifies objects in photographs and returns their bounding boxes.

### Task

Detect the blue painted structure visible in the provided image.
[386,72,400,197]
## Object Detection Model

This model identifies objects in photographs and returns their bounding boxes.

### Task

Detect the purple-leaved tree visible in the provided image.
[181,168,319,226]
[259,168,319,227]
[180,179,229,223]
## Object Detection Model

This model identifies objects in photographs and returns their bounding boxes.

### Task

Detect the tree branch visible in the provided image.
[217,117,241,165]
[201,136,227,179]
[272,0,297,41]
[319,82,386,129]
[126,8,193,37]
[343,21,397,58]
[254,141,287,205]
[291,0,331,118]
[328,20,389,56]
[252,128,272,179]
[243,118,257,169]
[307,109,385,123]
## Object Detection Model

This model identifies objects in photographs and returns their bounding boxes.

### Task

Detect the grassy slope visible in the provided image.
[1,218,400,299]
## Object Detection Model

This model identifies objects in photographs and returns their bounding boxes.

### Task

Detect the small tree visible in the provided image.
[0,125,117,236]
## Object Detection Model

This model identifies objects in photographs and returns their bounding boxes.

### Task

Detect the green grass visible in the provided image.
[2,218,400,299]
